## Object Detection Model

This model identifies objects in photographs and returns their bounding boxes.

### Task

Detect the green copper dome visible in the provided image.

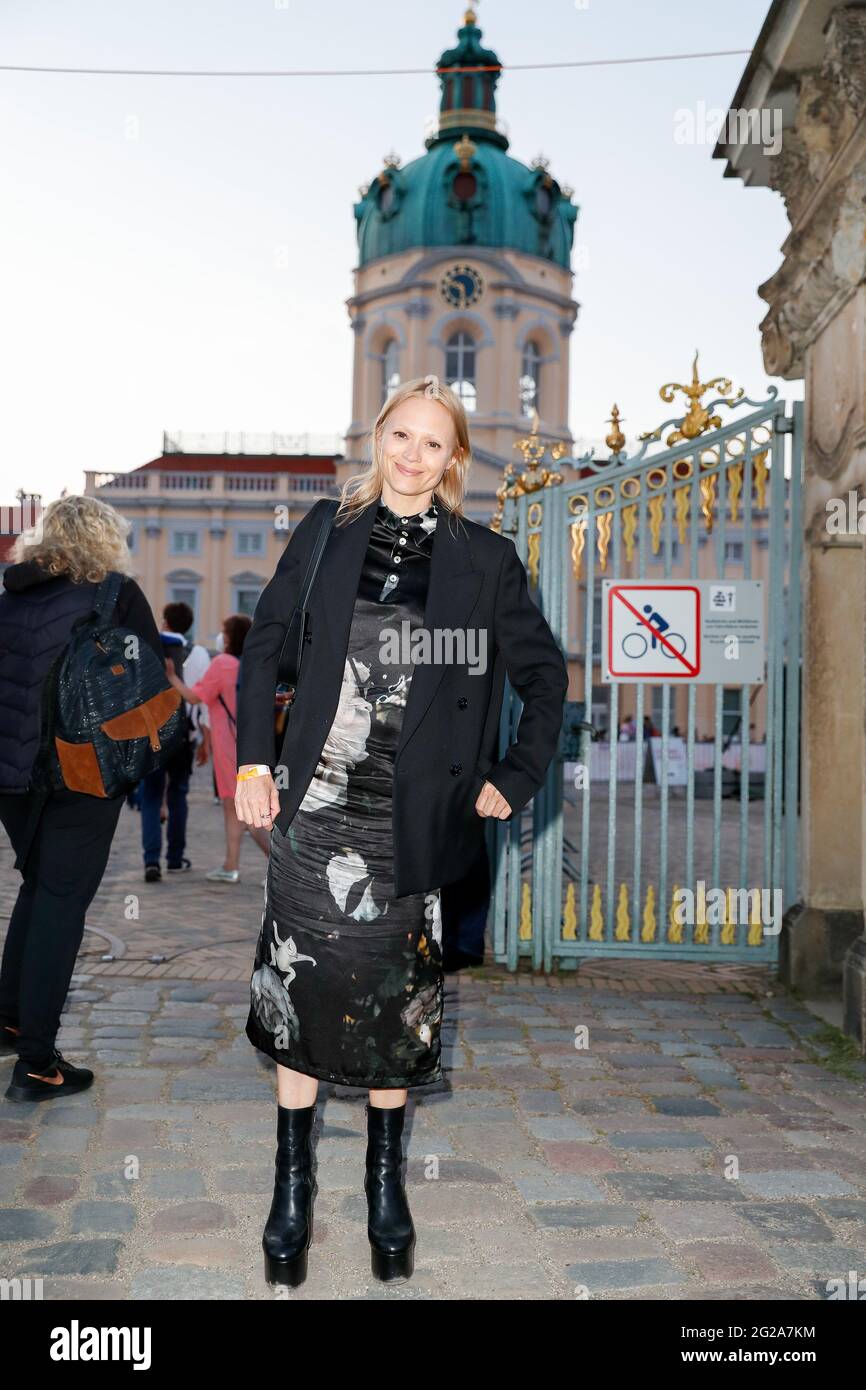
[353,8,577,270]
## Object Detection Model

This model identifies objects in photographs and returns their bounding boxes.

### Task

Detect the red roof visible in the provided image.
[137,454,337,476]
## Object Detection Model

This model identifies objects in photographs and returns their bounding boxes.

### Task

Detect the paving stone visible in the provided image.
[648,1202,753,1242]
[541,1142,625,1174]
[736,1203,836,1241]
[92,1172,141,1199]
[605,1174,746,1202]
[607,1131,712,1151]
[818,1198,866,1222]
[565,1257,688,1292]
[41,1279,128,1300]
[651,1097,722,1117]
[143,1170,208,1199]
[34,1129,91,1156]
[170,1073,270,1101]
[738,1171,856,1199]
[769,1243,866,1275]
[21,1177,80,1207]
[151,1201,235,1234]
[14,1238,123,1275]
[463,1027,526,1042]
[0,1208,58,1241]
[515,1090,565,1114]
[529,1203,642,1231]
[39,1104,100,1128]
[29,1156,83,1177]
[524,1116,595,1141]
[514,1175,608,1203]
[679,1240,779,1282]
[405,1158,502,1185]
[88,1011,152,1025]
[149,1048,212,1066]
[130,1267,246,1299]
[211,1167,273,1196]
[70,1202,137,1235]
[145,1237,247,1266]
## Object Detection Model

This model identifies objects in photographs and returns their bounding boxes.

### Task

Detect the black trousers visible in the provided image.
[0,788,124,1070]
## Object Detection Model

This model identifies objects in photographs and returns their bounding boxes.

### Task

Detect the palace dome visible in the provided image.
[353,8,577,270]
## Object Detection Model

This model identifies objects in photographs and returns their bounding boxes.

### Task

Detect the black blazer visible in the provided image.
[237,497,569,897]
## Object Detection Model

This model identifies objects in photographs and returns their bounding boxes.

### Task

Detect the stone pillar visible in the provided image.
[757,10,866,1044]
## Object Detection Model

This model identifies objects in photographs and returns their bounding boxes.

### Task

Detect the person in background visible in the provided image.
[0,495,163,1102]
[166,614,270,882]
[140,602,211,883]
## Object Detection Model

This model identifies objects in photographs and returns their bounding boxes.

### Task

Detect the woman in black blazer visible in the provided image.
[235,376,568,1288]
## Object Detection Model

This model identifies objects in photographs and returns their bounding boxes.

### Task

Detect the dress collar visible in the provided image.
[376,496,439,543]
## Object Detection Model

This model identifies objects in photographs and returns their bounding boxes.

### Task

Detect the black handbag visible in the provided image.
[276,499,339,702]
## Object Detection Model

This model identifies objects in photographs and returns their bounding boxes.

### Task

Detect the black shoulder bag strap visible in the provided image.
[94,571,123,625]
[276,499,339,691]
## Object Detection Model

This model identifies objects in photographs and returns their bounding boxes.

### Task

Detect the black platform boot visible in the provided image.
[262,1103,317,1288]
[364,1101,415,1281]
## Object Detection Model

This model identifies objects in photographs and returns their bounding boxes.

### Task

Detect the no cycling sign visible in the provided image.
[601,581,766,684]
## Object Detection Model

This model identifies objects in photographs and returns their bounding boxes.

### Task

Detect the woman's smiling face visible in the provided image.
[379,395,457,508]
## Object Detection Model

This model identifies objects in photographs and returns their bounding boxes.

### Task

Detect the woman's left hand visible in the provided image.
[475,780,512,819]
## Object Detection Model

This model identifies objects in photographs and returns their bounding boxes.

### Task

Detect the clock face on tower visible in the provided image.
[439,264,483,309]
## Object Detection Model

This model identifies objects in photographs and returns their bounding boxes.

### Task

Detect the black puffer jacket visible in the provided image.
[0,561,163,793]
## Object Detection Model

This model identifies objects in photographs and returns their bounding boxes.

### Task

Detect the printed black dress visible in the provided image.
[245,497,444,1089]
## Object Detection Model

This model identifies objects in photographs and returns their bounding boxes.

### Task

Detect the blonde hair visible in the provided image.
[12,494,133,584]
[335,376,472,532]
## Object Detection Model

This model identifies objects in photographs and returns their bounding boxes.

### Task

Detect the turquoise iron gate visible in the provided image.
[486,363,803,969]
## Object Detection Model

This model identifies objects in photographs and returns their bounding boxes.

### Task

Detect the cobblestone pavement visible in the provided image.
[1,789,864,1301]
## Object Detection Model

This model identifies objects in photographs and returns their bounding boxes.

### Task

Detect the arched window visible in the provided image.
[519,341,541,417]
[445,331,477,412]
[381,339,400,404]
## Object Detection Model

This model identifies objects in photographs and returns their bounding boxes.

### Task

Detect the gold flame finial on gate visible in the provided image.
[639,350,744,448]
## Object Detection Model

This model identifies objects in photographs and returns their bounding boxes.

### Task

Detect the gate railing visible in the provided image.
[486,358,803,969]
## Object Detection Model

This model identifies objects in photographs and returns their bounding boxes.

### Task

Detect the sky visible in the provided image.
[0,0,801,500]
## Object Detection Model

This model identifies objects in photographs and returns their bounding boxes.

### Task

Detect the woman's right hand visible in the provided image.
[234,767,281,829]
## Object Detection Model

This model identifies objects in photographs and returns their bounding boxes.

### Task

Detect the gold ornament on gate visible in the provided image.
[490,407,566,532]
[605,403,626,457]
[639,351,744,449]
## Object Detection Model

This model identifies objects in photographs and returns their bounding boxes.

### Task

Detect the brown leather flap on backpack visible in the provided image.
[101,687,182,752]
[55,737,107,797]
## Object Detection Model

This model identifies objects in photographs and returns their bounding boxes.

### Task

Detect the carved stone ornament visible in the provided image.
[757,9,866,376]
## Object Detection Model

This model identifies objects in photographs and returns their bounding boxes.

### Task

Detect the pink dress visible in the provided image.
[190,653,240,799]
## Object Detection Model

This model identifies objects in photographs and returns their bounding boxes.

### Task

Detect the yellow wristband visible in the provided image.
[236,765,271,782]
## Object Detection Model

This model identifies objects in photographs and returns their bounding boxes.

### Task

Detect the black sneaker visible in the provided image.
[166,858,191,873]
[5,1049,94,1103]
[144,864,161,883]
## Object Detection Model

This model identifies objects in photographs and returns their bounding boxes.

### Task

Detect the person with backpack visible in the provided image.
[0,494,174,1103]
[165,613,271,882]
[139,602,211,883]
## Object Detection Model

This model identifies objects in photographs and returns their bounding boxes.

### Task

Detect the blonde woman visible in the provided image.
[0,495,162,1102]
[236,378,569,1287]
